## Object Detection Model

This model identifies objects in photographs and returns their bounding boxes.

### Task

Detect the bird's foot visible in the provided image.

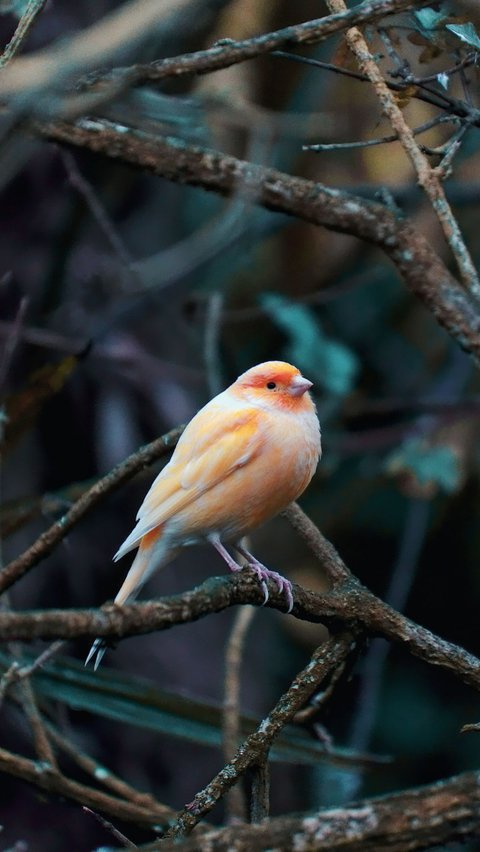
[85,637,117,670]
[244,557,294,613]
[209,535,294,613]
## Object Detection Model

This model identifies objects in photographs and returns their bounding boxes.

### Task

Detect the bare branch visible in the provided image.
[0,425,184,594]
[46,720,172,819]
[0,0,205,95]
[0,744,173,826]
[324,0,480,297]
[1,549,479,692]
[164,633,357,837]
[143,769,480,850]
[223,605,256,823]
[0,0,434,100]
[82,807,137,850]
[40,123,480,367]
[0,0,47,68]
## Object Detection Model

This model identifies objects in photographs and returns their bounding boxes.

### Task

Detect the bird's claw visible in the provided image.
[246,561,294,613]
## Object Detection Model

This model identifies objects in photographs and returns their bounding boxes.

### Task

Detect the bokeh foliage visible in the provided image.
[1,0,480,849]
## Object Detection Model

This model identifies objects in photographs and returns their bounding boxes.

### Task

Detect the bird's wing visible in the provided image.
[114,405,262,560]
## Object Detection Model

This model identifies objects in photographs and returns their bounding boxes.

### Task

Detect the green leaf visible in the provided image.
[414,7,447,30]
[0,652,385,770]
[261,293,359,396]
[445,22,480,50]
[385,439,460,494]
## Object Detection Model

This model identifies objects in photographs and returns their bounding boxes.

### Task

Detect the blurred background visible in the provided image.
[1,0,480,849]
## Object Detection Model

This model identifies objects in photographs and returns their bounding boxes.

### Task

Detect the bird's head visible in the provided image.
[232,361,314,411]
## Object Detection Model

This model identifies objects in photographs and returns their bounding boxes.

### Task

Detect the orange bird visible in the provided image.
[87,361,321,668]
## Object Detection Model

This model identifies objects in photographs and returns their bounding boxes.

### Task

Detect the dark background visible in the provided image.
[1,1,480,849]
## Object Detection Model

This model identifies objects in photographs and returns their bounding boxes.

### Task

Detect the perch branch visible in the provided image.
[0,544,479,692]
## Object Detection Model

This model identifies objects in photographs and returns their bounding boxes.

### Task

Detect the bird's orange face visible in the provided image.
[234,361,314,412]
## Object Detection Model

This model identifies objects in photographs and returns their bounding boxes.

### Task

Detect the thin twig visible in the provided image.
[16,677,58,769]
[272,50,479,119]
[324,0,480,298]
[59,149,135,275]
[304,115,458,152]
[282,503,350,586]
[0,297,29,396]
[0,424,184,594]
[82,806,138,849]
[222,605,256,823]
[0,639,64,709]
[46,720,172,817]
[0,744,173,826]
[164,633,357,838]
[204,292,224,398]
[0,0,47,68]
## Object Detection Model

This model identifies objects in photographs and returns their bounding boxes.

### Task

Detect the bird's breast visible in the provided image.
[170,406,320,543]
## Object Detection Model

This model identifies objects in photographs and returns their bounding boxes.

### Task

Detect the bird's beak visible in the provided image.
[289,375,313,397]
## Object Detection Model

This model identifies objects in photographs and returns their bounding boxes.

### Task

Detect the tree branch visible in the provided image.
[142,769,480,850]
[163,633,357,837]
[0,0,433,99]
[325,0,480,297]
[1,563,479,691]
[0,0,47,68]
[0,425,184,594]
[40,123,480,367]
[0,744,174,827]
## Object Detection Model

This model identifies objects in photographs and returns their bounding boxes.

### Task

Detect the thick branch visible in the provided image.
[147,769,480,850]
[1,569,479,691]
[41,123,480,366]
[0,0,432,98]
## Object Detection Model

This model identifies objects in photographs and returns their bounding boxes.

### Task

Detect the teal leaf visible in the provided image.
[261,293,359,396]
[445,22,480,50]
[0,652,386,770]
[437,72,449,90]
[414,7,447,30]
[385,439,460,494]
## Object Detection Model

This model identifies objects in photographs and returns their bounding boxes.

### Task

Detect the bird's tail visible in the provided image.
[86,528,174,670]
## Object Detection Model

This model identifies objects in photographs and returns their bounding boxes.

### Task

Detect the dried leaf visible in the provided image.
[392,84,418,109]
[2,355,78,454]
[0,652,387,770]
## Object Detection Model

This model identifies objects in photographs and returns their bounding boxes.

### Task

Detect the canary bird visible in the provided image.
[87,361,321,668]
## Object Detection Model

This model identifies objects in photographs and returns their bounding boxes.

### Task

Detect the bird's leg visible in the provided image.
[208,535,269,605]
[234,542,294,614]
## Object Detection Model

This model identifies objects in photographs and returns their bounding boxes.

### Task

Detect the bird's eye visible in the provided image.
[266,381,276,390]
